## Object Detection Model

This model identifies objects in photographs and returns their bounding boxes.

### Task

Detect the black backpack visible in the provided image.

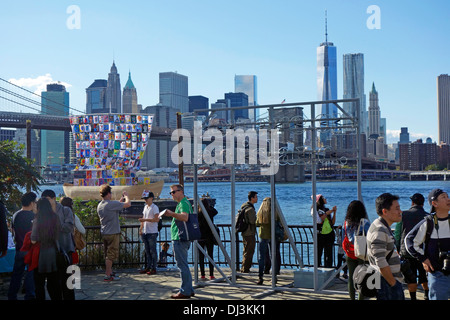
[235,205,250,233]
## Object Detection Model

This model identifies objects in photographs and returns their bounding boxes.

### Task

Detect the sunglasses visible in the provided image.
[169,189,181,195]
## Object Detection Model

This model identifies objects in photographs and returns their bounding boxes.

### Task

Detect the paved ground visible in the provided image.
[1,267,426,301]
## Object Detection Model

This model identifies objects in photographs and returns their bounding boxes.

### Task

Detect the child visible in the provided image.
[157,242,173,268]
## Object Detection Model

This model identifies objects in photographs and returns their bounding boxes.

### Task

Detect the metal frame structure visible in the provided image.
[183,98,361,296]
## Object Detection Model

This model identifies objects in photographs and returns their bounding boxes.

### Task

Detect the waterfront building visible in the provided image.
[437,74,450,144]
[343,53,366,133]
[86,79,107,113]
[317,14,338,146]
[122,71,139,114]
[41,83,70,166]
[159,72,189,114]
[105,61,121,113]
[399,138,437,171]
[235,75,258,122]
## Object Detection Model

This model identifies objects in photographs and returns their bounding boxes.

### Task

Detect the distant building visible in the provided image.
[142,104,180,169]
[105,61,121,113]
[122,71,139,114]
[159,72,189,114]
[317,15,338,145]
[235,75,258,121]
[368,83,381,137]
[399,127,410,144]
[41,83,70,166]
[437,74,450,144]
[438,143,450,169]
[399,138,437,171]
[86,79,107,113]
[343,53,366,133]
[224,92,249,121]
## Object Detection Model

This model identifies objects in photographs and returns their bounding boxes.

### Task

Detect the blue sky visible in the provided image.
[1,0,449,143]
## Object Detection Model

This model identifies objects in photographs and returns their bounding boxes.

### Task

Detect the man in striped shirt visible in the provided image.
[367,193,404,300]
[405,189,450,300]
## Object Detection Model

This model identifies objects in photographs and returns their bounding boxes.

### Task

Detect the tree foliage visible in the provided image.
[0,140,43,213]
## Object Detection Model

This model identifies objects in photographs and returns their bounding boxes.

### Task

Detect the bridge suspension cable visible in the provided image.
[0,77,85,115]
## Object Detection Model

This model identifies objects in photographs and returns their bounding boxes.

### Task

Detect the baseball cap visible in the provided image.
[141,190,154,199]
[410,193,425,205]
[428,189,445,205]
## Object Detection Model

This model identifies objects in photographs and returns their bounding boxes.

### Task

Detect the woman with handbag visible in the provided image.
[30,198,63,300]
[342,200,371,300]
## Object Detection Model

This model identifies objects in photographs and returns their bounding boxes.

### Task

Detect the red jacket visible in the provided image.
[20,231,40,271]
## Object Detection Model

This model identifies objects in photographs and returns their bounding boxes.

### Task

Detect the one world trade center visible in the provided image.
[317,12,337,146]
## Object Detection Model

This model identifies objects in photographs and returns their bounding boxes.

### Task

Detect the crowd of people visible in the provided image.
[1,190,86,300]
[1,183,448,301]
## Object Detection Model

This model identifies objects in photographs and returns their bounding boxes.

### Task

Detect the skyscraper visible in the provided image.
[317,12,337,145]
[224,92,249,120]
[159,72,189,113]
[368,82,380,137]
[41,83,70,165]
[437,74,450,144]
[343,53,366,132]
[122,71,139,114]
[235,75,258,121]
[86,79,107,113]
[105,61,121,113]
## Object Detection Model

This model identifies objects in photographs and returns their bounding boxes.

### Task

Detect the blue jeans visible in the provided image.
[427,271,450,300]
[172,240,193,295]
[376,277,405,300]
[141,233,158,270]
[258,239,281,279]
[8,250,35,300]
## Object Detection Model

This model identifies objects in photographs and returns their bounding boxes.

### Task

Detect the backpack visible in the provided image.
[342,221,357,260]
[235,205,250,233]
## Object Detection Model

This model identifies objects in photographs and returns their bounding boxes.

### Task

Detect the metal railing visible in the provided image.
[77,224,341,271]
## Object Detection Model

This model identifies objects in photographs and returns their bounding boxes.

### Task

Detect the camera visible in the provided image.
[439,251,450,276]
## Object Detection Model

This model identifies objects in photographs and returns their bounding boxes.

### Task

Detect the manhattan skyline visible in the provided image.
[1,1,449,144]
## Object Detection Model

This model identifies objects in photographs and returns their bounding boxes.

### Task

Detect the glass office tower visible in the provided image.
[159,72,189,114]
[235,75,258,122]
[343,53,366,133]
[317,34,337,145]
[41,83,70,165]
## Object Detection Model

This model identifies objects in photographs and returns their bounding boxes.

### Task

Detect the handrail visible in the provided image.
[77,224,341,270]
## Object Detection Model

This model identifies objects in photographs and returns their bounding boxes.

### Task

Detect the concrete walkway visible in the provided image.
[75,267,349,300]
[2,267,426,301]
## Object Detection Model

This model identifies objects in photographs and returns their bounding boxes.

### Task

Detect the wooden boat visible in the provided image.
[62,180,165,201]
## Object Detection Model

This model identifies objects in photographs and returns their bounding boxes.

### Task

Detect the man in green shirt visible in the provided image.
[164,184,194,299]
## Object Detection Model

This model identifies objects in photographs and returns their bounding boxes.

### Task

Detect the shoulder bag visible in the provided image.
[354,219,368,261]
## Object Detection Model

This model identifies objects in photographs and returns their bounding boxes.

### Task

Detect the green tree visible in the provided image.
[0,140,42,213]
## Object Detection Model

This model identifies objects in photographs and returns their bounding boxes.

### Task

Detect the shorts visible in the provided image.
[403,257,428,284]
[102,233,120,261]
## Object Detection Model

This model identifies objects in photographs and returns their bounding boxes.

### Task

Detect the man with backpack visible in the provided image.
[405,188,450,300]
[238,191,258,273]
[394,193,429,300]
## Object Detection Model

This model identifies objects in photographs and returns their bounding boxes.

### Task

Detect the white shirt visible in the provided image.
[142,203,159,234]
